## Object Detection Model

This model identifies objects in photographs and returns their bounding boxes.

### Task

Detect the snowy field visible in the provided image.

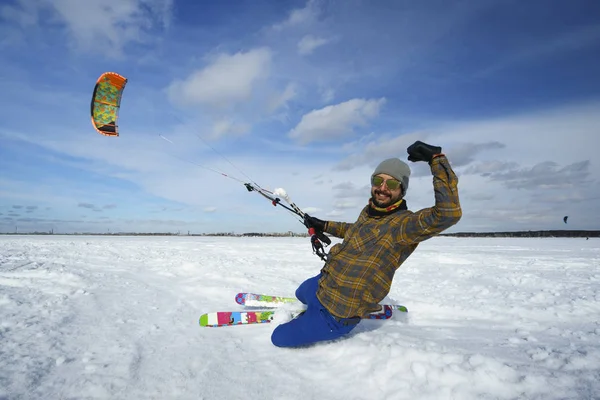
[0,235,599,400]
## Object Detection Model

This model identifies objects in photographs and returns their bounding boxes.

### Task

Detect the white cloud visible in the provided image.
[326,209,345,217]
[334,131,424,171]
[288,98,386,145]
[463,160,520,176]
[334,101,600,180]
[485,160,592,190]
[301,207,322,215]
[332,182,368,199]
[267,83,297,113]
[167,47,272,108]
[333,200,357,209]
[446,141,506,167]
[46,0,172,55]
[432,101,600,170]
[272,0,318,30]
[210,119,250,140]
[298,35,330,55]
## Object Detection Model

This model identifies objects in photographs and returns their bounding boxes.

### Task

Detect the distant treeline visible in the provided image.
[0,230,598,238]
[0,231,310,237]
[440,230,598,238]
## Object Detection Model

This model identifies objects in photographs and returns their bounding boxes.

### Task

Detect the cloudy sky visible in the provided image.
[1,0,599,235]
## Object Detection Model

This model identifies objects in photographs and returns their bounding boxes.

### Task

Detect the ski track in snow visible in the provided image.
[0,235,599,400]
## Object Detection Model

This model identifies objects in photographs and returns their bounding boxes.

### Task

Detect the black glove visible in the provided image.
[407,141,442,163]
[303,214,327,232]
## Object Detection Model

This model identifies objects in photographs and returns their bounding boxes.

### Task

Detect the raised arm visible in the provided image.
[396,142,462,244]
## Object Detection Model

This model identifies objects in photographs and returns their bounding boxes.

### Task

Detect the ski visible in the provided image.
[200,304,407,327]
[235,292,298,307]
[200,310,279,327]
[235,292,408,313]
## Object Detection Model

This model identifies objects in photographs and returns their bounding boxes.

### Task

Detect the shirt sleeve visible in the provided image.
[395,155,462,244]
[323,220,353,239]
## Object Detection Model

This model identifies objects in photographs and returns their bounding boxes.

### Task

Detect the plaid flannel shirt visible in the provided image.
[316,155,462,319]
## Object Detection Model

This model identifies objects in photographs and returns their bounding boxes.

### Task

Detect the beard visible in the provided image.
[371,188,401,208]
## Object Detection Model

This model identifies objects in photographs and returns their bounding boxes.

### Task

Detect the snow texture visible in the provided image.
[1,236,599,400]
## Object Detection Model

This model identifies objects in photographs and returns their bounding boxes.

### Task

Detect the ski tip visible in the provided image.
[396,305,408,313]
[199,314,209,327]
[234,293,245,305]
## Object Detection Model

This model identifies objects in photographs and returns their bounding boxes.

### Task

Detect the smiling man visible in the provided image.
[271,140,462,348]
[370,158,411,209]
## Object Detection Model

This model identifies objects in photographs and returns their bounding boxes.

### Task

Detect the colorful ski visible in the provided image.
[200,304,407,327]
[199,310,278,327]
[235,292,298,307]
[235,292,408,313]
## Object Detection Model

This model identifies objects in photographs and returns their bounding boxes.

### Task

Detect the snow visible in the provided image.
[1,235,599,400]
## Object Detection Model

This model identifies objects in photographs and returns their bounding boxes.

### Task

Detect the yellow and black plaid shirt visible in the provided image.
[316,155,462,319]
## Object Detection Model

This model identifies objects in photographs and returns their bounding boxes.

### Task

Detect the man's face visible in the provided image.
[371,173,403,208]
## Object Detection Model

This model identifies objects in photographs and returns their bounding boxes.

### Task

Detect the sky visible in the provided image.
[1,0,599,234]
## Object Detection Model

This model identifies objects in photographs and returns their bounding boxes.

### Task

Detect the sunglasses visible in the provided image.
[371,175,402,191]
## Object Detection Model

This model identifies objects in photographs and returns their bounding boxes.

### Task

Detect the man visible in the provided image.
[271,140,462,348]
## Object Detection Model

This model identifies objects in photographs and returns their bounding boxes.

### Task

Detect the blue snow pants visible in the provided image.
[271,273,360,348]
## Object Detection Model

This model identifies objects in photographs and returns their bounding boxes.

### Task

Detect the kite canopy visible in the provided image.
[90,72,128,137]
[563,216,568,224]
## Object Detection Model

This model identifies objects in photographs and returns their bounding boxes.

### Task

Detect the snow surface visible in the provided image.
[1,235,599,400]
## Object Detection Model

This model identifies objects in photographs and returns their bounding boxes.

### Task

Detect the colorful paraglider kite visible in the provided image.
[90,72,128,136]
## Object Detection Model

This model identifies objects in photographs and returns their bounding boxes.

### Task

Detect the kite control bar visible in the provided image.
[273,188,331,261]
[244,183,331,261]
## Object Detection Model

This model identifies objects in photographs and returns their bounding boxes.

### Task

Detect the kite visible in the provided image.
[563,216,568,224]
[90,72,128,136]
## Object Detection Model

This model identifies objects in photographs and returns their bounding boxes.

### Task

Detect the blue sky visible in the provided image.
[1,0,599,234]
